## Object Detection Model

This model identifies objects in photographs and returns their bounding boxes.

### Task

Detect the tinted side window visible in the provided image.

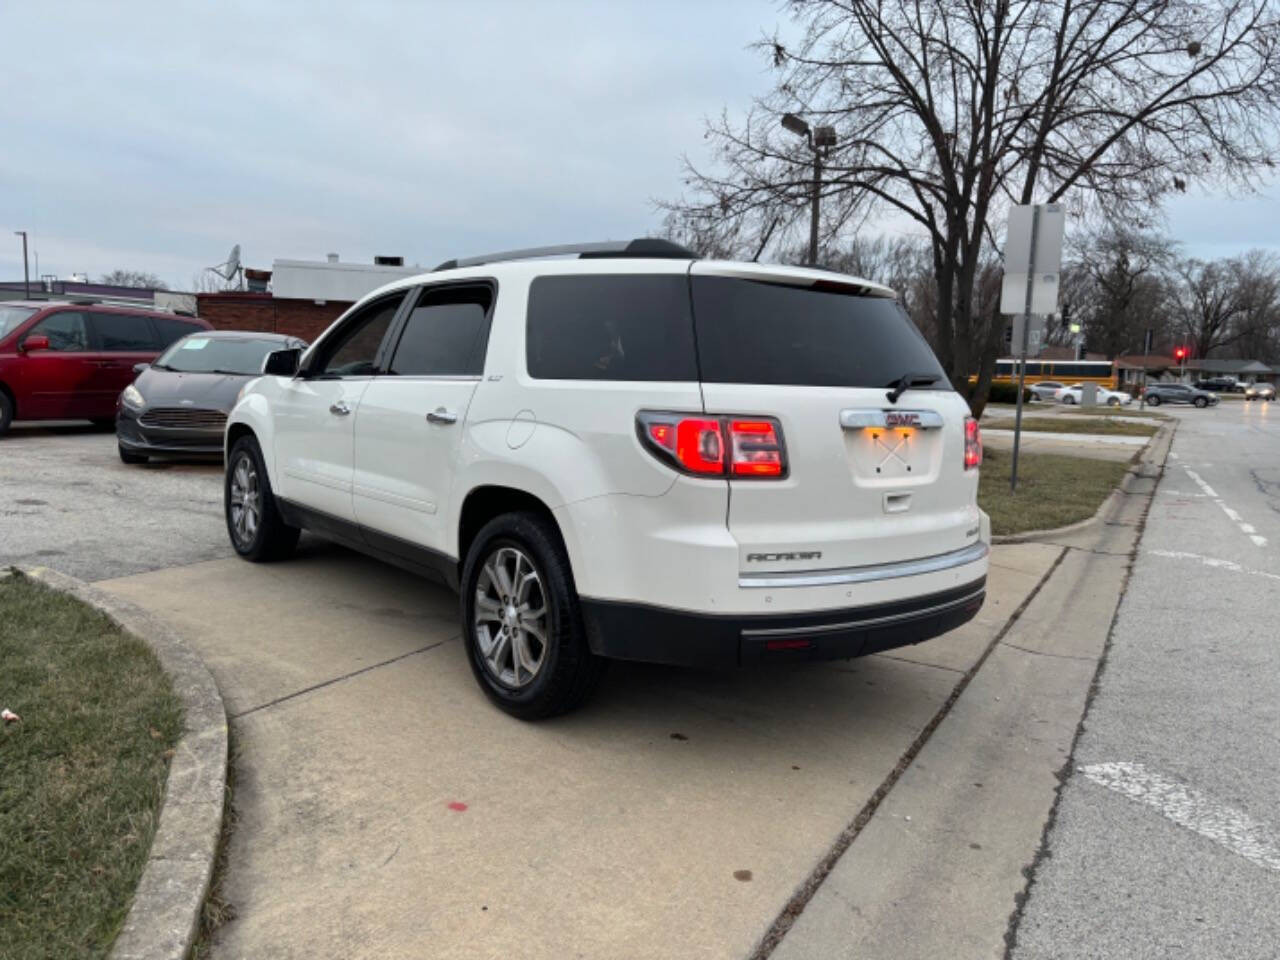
[691,277,947,388]
[30,311,90,351]
[388,286,492,376]
[317,293,404,377]
[526,275,697,381]
[153,316,203,348]
[91,313,159,351]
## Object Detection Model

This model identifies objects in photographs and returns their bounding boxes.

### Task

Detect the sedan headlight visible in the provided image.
[121,384,145,409]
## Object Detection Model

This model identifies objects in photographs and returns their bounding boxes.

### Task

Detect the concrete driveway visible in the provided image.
[95,542,1062,960]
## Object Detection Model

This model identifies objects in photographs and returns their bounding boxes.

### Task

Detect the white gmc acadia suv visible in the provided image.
[223,239,990,719]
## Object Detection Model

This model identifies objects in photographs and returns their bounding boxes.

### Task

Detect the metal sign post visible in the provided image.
[1009,205,1038,493]
[1139,328,1153,411]
[1001,203,1065,493]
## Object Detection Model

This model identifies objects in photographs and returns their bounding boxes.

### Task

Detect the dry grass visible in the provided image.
[992,416,1158,437]
[978,449,1130,535]
[0,573,182,960]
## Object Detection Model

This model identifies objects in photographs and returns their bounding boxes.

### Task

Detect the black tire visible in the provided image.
[460,511,606,720]
[225,435,299,562]
[1108,397,1120,407]
[1147,394,1161,406]
[1063,394,1076,405]
[1194,397,1208,408]
[118,444,148,464]
[0,391,12,436]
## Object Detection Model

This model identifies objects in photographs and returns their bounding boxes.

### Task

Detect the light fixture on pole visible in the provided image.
[781,113,836,266]
[13,231,30,299]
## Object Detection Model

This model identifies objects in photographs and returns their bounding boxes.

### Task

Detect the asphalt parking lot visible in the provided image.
[0,423,231,581]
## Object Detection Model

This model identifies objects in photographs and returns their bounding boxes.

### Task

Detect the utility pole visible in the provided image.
[809,148,821,267]
[14,231,30,299]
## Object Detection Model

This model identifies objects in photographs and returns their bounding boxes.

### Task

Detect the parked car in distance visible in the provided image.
[0,300,211,435]
[1053,382,1133,406]
[1028,380,1064,401]
[117,331,308,463]
[1244,381,1276,401]
[1144,382,1219,407]
[223,239,990,719]
[1195,376,1240,393]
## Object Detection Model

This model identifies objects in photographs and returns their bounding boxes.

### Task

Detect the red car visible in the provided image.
[0,300,212,434]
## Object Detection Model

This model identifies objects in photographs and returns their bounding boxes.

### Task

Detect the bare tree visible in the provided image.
[664,0,1280,412]
[99,269,167,289]
[1068,227,1176,357]
[1173,258,1247,358]
[1229,249,1280,362]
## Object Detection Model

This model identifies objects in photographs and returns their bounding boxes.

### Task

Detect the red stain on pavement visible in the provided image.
[447,801,468,812]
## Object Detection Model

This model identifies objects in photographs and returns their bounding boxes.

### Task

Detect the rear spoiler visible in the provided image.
[690,260,897,299]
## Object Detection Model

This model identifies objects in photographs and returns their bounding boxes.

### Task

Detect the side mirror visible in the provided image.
[20,334,50,353]
[263,347,302,377]
[133,362,148,375]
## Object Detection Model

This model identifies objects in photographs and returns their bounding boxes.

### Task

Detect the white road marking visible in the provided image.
[1182,467,1266,547]
[1146,550,1280,583]
[1082,761,1280,873]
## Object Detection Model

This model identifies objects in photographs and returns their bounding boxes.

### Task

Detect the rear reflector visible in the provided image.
[765,638,813,651]
[637,411,787,479]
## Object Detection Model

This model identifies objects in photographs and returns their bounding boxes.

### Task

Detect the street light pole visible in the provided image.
[782,114,836,267]
[809,149,821,267]
[14,231,30,299]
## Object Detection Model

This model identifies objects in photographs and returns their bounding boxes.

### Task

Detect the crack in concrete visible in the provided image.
[230,638,458,720]
[750,546,1071,960]
[999,641,1096,663]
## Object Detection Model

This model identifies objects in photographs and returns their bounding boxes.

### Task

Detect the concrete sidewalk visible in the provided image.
[97,541,1059,960]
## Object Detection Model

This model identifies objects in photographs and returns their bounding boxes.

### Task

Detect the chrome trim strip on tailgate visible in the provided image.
[740,585,986,637]
[738,540,988,589]
[840,408,945,430]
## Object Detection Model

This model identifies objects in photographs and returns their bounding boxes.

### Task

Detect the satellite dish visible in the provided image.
[206,244,244,288]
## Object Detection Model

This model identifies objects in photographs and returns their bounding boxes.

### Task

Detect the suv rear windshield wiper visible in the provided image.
[885,372,941,404]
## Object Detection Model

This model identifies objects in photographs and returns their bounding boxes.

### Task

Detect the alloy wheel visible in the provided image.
[473,545,549,688]
[228,453,261,548]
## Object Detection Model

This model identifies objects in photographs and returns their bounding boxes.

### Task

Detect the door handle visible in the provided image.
[426,407,458,424]
[329,401,351,416]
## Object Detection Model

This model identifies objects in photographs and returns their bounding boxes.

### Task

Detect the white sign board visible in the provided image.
[1010,313,1045,358]
[1001,203,1065,315]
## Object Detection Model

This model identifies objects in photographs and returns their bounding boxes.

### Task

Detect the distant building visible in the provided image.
[197,253,422,342]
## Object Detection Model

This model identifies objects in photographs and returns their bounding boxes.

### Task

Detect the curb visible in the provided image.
[991,420,1177,544]
[23,567,228,960]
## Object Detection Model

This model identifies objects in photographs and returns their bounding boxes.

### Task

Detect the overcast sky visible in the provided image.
[3,1,1277,290]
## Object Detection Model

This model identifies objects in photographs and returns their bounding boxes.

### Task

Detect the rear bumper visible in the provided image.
[581,578,986,668]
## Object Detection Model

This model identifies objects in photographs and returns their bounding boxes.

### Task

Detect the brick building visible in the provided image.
[195,291,348,342]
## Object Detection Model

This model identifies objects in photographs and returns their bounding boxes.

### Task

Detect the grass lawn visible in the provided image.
[0,573,182,960]
[990,416,1158,437]
[978,449,1130,535]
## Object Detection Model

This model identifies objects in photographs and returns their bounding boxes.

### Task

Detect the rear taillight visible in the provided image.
[964,417,982,470]
[638,412,787,479]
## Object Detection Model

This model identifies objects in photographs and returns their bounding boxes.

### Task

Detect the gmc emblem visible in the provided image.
[884,411,921,427]
[746,551,823,563]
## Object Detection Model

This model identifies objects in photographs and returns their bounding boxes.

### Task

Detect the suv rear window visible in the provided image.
[91,312,159,351]
[690,277,948,388]
[153,315,204,347]
[526,275,697,381]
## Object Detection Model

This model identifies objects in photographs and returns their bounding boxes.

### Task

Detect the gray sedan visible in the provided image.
[116,331,306,463]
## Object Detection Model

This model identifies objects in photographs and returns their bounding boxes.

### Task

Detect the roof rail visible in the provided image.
[433,238,698,272]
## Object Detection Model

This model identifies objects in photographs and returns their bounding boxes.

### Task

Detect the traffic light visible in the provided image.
[1174,347,1187,361]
